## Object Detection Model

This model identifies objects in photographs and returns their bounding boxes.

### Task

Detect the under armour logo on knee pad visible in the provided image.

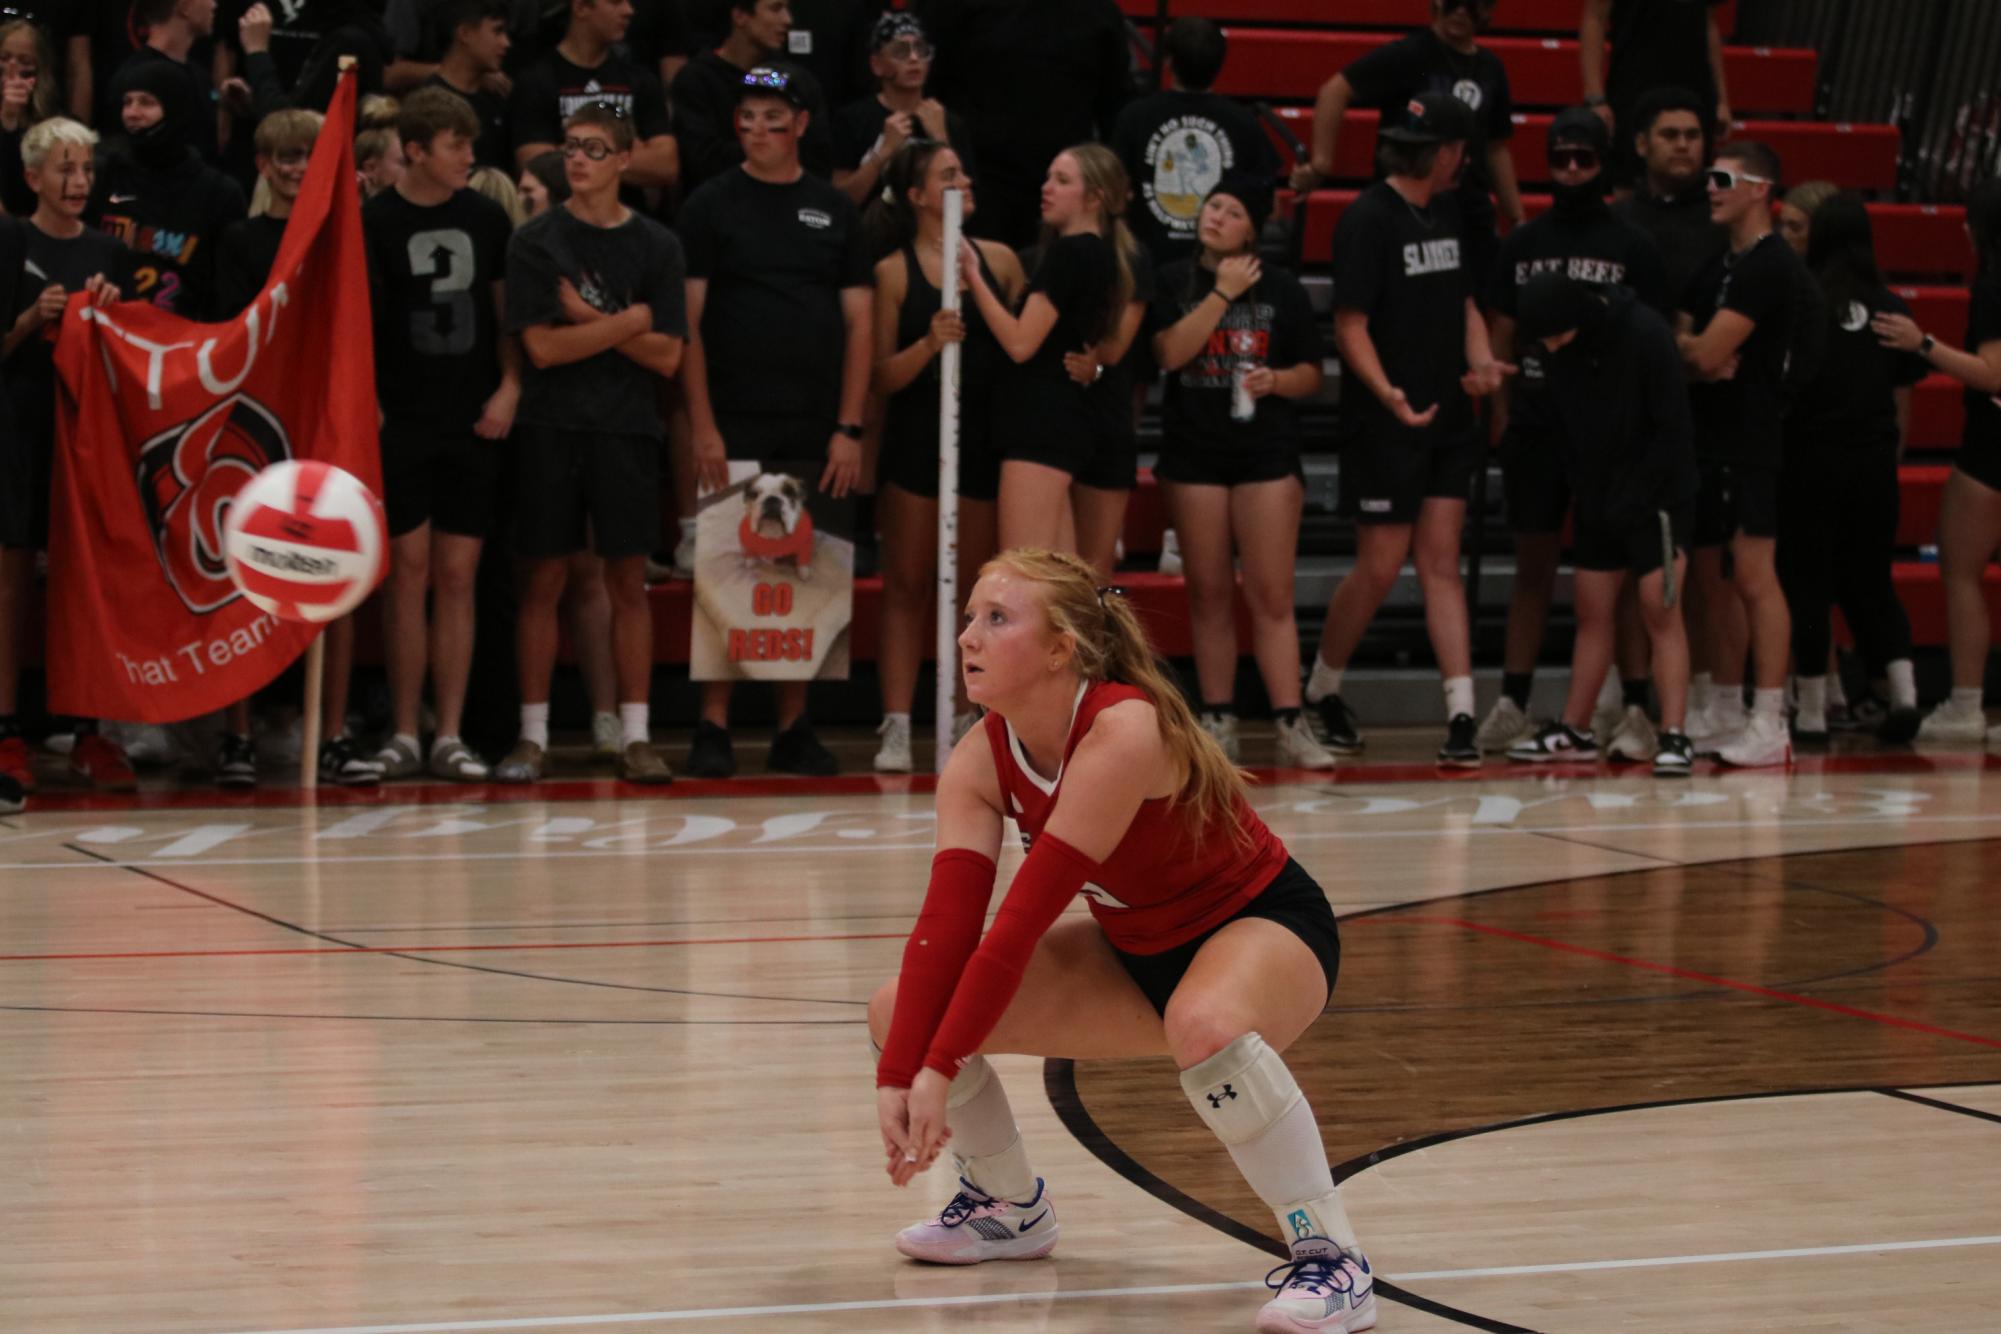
[1207,1084,1238,1108]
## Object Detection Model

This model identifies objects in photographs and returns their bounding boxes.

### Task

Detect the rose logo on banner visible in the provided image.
[137,394,293,615]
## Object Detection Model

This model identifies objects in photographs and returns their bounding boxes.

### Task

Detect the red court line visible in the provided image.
[11,749,1996,812]
[1402,915,2001,1051]
[0,930,906,964]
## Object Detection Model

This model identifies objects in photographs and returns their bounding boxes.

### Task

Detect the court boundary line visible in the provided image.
[1879,1087,2001,1126]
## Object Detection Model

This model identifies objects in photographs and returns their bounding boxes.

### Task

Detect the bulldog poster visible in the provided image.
[689,460,854,681]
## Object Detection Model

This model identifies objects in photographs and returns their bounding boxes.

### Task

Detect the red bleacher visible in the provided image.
[1114,0,1735,37]
[1212,31,1814,114]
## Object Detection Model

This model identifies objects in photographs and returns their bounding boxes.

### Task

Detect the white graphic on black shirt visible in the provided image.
[1142,116,1238,233]
[1403,238,1462,276]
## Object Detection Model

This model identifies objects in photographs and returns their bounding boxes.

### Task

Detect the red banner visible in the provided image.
[46,72,379,723]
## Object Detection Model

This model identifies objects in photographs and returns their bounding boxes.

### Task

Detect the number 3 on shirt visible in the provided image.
[407,229,476,356]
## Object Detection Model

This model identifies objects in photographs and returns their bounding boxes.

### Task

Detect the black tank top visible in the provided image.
[885,242,1001,449]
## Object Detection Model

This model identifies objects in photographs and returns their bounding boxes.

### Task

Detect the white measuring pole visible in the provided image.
[934,188,964,772]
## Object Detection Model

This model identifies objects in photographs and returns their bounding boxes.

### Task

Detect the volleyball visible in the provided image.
[221,461,387,624]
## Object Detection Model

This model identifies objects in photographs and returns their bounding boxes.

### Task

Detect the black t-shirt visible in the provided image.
[775,0,875,111]
[669,50,835,194]
[1151,258,1322,454]
[832,97,977,178]
[1540,291,1698,522]
[214,213,288,318]
[1607,0,1725,116]
[424,73,514,173]
[1491,203,1668,404]
[79,2,146,108]
[626,0,695,70]
[1682,231,1803,466]
[10,223,132,444]
[506,203,687,436]
[509,47,673,152]
[1785,284,1928,452]
[89,149,248,319]
[1331,180,1471,426]
[1962,278,2001,453]
[365,187,516,427]
[1343,29,1513,194]
[220,0,385,93]
[678,167,871,419]
[1614,185,1727,319]
[1018,230,1119,385]
[1111,90,1279,267]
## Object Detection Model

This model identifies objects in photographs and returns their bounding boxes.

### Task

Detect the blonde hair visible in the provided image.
[21,116,96,172]
[254,107,323,157]
[468,164,526,225]
[1043,142,1139,346]
[0,20,58,124]
[249,175,273,217]
[1783,179,1839,225]
[359,93,401,130]
[984,548,1251,841]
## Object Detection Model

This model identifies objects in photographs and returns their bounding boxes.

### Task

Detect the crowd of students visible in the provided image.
[0,0,1997,800]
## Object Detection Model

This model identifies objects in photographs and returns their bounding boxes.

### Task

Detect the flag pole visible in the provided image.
[935,188,964,773]
[300,633,323,793]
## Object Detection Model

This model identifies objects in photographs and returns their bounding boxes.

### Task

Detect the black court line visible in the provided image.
[1042,1057,1538,1333]
[1878,1087,2001,1126]
[62,844,869,1009]
[0,1002,860,1026]
[1528,828,1689,867]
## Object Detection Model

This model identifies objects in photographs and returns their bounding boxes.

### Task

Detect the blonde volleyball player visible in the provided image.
[868,550,1372,1333]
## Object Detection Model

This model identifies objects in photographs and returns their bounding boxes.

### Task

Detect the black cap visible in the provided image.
[1205,171,1273,238]
[1379,92,1472,145]
[739,65,810,109]
[1517,272,1601,342]
[870,12,928,52]
[1547,105,1610,157]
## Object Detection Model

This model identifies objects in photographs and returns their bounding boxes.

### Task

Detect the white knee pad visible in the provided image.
[1178,1032,1302,1145]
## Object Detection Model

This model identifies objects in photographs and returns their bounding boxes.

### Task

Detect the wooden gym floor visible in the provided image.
[3,742,1999,1332]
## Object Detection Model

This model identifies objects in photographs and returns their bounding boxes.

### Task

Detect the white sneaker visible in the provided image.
[1689,697,1746,748]
[591,711,622,759]
[1274,712,1336,769]
[116,722,178,767]
[1199,711,1241,763]
[1473,695,1534,753]
[1718,710,1793,768]
[1157,528,1183,576]
[1916,698,1988,744]
[873,714,913,772]
[1606,705,1657,762]
[671,520,697,579]
[1258,1237,1377,1333]
[894,1178,1058,1265]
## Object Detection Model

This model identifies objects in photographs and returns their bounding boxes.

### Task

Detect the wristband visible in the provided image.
[1919,333,1936,357]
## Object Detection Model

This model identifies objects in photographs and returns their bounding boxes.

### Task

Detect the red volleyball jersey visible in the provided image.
[983,681,1290,954]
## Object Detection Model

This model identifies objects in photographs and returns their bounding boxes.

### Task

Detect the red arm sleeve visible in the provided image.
[919,832,1099,1081]
[876,849,1000,1090]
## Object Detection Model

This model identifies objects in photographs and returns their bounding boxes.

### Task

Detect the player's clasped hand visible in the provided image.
[882,1069,954,1187]
[1460,358,1518,398]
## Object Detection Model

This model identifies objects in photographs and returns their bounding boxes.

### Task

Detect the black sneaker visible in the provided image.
[1506,720,1598,763]
[1437,713,1481,768]
[318,735,382,787]
[0,770,22,814]
[215,733,258,789]
[1878,705,1922,745]
[768,718,839,776]
[685,721,737,779]
[1829,693,1888,734]
[1652,730,1695,777]
[1312,693,1364,754]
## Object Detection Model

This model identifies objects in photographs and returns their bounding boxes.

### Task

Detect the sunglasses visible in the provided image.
[1549,148,1599,170]
[882,39,934,61]
[1706,166,1772,191]
[562,137,616,160]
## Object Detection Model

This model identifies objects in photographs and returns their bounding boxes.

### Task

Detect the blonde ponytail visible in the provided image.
[984,548,1251,842]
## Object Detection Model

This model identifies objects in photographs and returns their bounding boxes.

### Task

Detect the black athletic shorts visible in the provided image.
[1499,421,1570,535]
[1339,418,1480,526]
[879,401,1001,503]
[380,418,500,540]
[1573,504,1692,575]
[0,416,50,551]
[997,373,1098,477]
[1955,437,2001,494]
[1155,432,1305,489]
[1111,858,1340,1016]
[511,424,662,559]
[1693,459,1780,546]
[717,410,830,464]
[1074,426,1139,492]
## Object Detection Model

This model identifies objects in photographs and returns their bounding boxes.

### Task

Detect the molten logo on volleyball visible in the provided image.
[222,461,386,623]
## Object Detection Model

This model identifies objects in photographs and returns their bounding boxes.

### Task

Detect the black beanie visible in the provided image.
[1204,171,1273,239]
[1517,272,1603,343]
[1547,105,1611,159]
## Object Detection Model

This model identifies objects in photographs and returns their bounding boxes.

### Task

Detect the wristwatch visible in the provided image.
[1919,333,1937,357]
[1583,93,1608,107]
[835,422,865,440]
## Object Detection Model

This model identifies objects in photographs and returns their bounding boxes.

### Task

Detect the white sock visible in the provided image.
[392,730,419,754]
[1595,668,1621,709]
[1951,686,1984,713]
[519,703,549,749]
[679,515,697,538]
[620,702,650,747]
[1886,660,1917,710]
[1796,676,1827,729]
[1690,672,1713,714]
[1442,675,1474,721]
[1714,685,1746,719]
[1753,687,1785,719]
[431,733,461,753]
[946,1057,1036,1202]
[884,710,910,728]
[1305,655,1343,704]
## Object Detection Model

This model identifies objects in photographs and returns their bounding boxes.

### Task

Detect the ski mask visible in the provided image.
[1547,105,1610,216]
[112,60,192,171]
